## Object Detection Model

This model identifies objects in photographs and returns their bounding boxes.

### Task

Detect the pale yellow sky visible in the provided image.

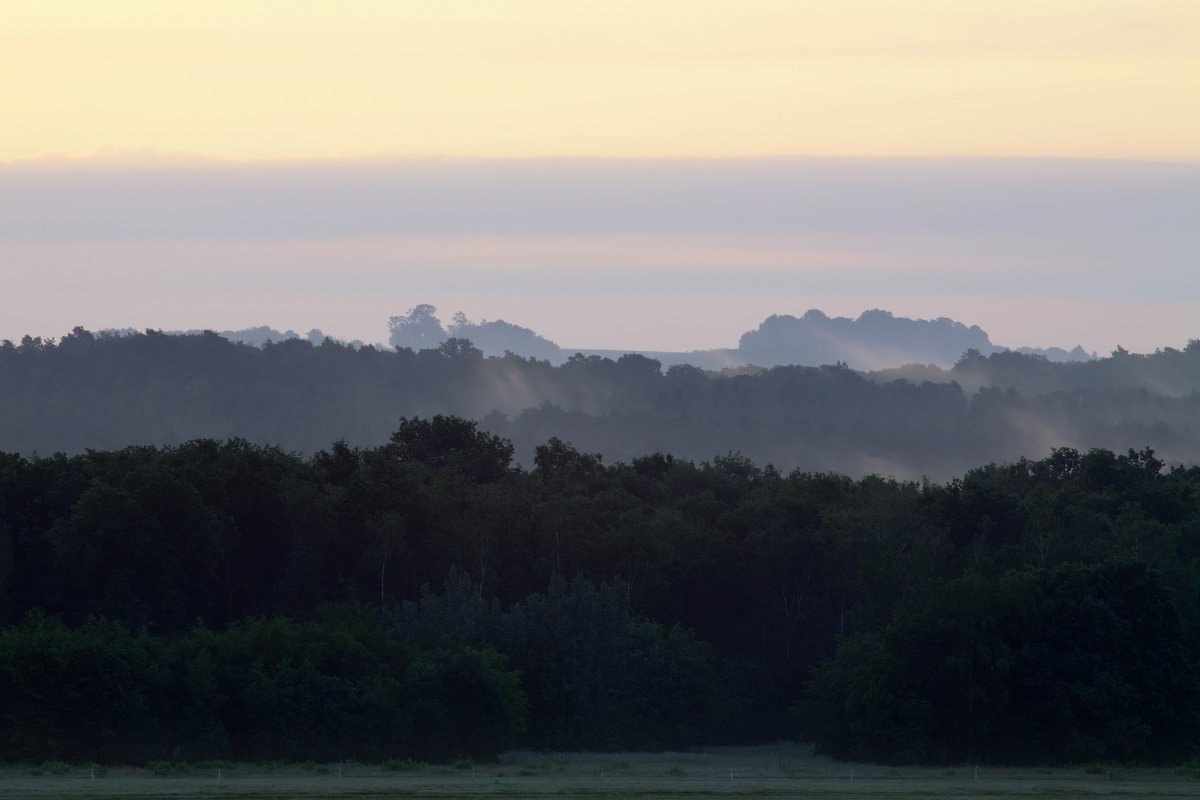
[3,0,1197,161]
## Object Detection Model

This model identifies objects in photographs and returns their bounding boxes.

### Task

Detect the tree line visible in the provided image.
[2,416,1198,763]
[1,327,1198,478]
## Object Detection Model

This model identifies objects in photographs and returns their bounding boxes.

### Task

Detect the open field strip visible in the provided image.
[2,745,1197,799]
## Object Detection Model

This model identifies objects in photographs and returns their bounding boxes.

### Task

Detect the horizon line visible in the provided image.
[5,152,1200,169]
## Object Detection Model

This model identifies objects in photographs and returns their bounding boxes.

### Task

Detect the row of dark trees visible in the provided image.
[2,415,1199,763]
[2,327,1198,478]
[0,608,526,764]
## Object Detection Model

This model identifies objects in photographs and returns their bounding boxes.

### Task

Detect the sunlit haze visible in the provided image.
[2,1,1197,355]
[4,0,1197,162]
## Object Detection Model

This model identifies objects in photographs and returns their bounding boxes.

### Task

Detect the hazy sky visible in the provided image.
[4,1,1197,161]
[2,2,1197,353]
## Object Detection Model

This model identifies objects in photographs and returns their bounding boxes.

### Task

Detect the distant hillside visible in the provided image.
[168,307,1095,371]
[737,309,993,368]
[388,305,561,361]
[873,344,1200,397]
[1,327,1195,479]
[385,305,1094,370]
[167,326,361,349]
[733,309,1095,369]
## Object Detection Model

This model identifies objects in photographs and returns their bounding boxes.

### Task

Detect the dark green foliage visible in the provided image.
[0,613,154,763]
[47,471,233,630]
[402,637,527,761]
[0,606,526,764]
[2,411,1200,763]
[390,415,514,483]
[394,573,728,750]
[802,561,1199,764]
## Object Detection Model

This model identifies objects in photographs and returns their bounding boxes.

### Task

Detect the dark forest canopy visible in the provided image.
[2,327,1199,479]
[1,423,1199,764]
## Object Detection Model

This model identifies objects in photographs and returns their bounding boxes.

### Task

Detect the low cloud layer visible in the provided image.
[2,158,1195,354]
[2,157,1194,242]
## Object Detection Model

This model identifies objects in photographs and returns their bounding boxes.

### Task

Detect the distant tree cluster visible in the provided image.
[738,309,995,369]
[387,305,561,360]
[378,305,1098,370]
[1,327,1198,479]
[2,419,1198,763]
[734,309,1100,370]
[879,343,1200,397]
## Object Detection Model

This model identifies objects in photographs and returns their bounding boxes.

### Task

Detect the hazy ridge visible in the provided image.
[382,305,1097,370]
[1,319,1195,480]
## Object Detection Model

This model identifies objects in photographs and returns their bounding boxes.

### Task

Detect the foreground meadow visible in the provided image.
[1,744,1197,800]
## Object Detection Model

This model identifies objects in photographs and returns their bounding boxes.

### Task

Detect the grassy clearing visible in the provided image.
[0,743,1196,798]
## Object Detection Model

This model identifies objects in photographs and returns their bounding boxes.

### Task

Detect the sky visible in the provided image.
[2,1,1197,354]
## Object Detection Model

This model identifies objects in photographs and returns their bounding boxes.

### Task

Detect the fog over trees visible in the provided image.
[388,306,562,362]
[379,305,1096,370]
[157,305,1098,372]
[2,312,1199,765]
[734,309,1095,369]
[0,318,1194,480]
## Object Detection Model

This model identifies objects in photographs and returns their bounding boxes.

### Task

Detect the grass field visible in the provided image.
[2,743,1197,799]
